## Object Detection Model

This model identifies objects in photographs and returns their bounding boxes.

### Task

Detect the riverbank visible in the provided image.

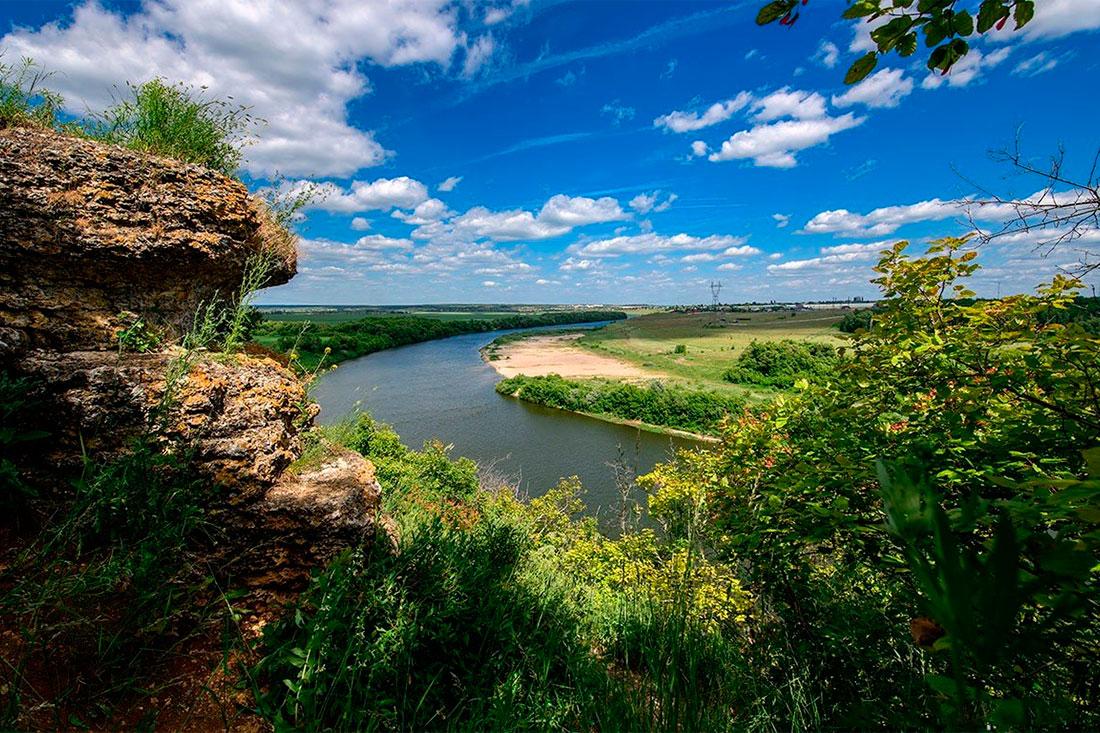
[310,325,701,512]
[498,396,720,443]
[483,332,659,380]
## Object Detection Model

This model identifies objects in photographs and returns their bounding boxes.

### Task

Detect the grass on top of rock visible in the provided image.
[1,56,256,176]
[88,78,257,176]
[496,374,743,436]
[0,56,65,130]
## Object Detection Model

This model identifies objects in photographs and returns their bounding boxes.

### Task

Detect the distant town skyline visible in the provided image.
[5,0,1099,303]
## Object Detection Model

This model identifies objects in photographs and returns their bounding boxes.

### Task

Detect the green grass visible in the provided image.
[0,56,63,129]
[577,309,849,399]
[255,416,761,732]
[496,374,743,437]
[1,58,256,178]
[88,78,255,175]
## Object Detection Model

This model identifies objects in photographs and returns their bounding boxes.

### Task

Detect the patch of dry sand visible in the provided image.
[486,333,659,379]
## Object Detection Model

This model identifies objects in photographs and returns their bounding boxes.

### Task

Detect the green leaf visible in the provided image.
[871,16,914,52]
[897,32,918,56]
[842,1,880,20]
[925,673,958,698]
[977,0,1009,33]
[845,52,878,84]
[923,17,949,47]
[1082,446,1100,478]
[756,0,794,25]
[1014,0,1035,28]
[952,9,974,36]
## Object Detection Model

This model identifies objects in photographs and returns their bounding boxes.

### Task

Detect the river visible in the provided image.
[311,323,701,520]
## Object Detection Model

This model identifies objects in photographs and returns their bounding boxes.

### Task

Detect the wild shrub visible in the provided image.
[260,418,761,732]
[88,78,257,175]
[722,338,838,388]
[835,308,873,333]
[496,374,743,435]
[255,513,619,731]
[0,441,219,728]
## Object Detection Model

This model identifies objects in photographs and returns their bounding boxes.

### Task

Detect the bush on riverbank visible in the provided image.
[255,311,627,371]
[722,338,839,388]
[496,374,743,436]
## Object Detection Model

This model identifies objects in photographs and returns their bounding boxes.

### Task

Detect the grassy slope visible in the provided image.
[577,309,849,400]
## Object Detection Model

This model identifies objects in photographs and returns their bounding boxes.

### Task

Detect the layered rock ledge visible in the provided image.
[0,125,295,354]
[1,127,384,599]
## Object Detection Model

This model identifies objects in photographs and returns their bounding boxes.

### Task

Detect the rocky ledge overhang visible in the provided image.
[0,125,384,601]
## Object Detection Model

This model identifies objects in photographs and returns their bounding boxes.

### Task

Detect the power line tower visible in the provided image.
[710,280,723,310]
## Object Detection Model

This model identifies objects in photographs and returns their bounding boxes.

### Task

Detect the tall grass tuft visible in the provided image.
[88,78,257,175]
[256,512,621,731]
[0,55,63,129]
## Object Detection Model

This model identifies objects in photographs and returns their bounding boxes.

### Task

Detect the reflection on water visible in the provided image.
[311,323,701,518]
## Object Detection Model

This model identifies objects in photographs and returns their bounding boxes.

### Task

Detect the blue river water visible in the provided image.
[311,323,700,517]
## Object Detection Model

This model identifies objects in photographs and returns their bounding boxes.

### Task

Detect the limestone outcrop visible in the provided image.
[0,126,383,597]
[0,125,295,354]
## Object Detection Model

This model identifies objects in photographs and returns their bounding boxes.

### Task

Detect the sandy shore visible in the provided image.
[485,333,657,379]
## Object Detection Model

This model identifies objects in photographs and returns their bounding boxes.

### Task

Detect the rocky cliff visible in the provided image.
[0,125,384,600]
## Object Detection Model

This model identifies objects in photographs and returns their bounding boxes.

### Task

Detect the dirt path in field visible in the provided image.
[486,333,658,380]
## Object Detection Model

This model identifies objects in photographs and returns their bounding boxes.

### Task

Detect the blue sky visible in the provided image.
[4,0,1099,304]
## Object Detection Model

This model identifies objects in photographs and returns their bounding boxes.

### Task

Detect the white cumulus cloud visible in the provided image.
[569,232,757,258]
[653,92,753,133]
[832,69,914,109]
[306,176,431,213]
[707,113,865,168]
[1,0,467,177]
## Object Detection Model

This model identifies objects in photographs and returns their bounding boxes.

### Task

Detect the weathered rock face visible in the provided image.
[1,126,383,598]
[0,126,295,354]
[15,349,313,499]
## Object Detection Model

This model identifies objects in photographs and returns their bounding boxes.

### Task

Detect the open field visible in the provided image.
[576,309,850,398]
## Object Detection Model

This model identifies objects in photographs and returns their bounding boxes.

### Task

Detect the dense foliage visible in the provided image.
[721,338,839,388]
[256,310,627,371]
[257,415,753,732]
[645,237,1100,729]
[496,374,744,436]
[835,307,874,333]
[756,0,1036,84]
